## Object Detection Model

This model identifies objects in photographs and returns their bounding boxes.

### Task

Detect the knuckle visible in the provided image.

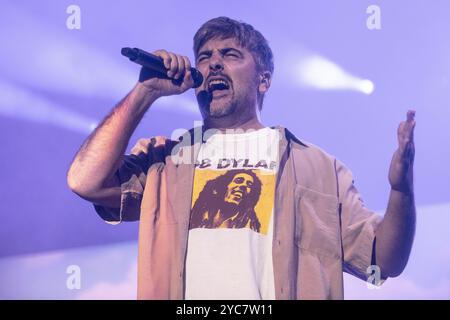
[170,56,178,67]
[137,138,152,146]
[184,56,191,68]
[131,138,152,155]
[154,49,168,58]
[153,136,168,146]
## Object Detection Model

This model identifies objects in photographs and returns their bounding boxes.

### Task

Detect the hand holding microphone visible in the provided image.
[121,47,203,97]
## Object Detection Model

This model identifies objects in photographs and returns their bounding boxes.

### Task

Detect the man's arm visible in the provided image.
[375,110,416,278]
[67,50,194,208]
[67,84,160,206]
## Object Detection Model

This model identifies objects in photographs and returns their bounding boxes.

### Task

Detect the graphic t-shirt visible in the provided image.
[185,127,280,299]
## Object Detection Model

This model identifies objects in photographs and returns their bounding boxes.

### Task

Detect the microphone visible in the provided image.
[121,47,203,88]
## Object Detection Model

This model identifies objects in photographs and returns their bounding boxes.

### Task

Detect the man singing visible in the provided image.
[67,17,416,299]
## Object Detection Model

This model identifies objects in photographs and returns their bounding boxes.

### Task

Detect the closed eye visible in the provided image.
[197,55,209,63]
[222,48,242,59]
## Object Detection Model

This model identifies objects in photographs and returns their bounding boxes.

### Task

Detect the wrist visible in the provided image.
[390,185,414,196]
[134,82,163,104]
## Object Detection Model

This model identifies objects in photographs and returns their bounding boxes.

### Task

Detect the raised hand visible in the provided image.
[389,110,416,193]
[138,50,195,97]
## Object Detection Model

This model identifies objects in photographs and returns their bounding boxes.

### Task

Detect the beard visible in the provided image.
[209,97,237,117]
[197,88,260,121]
[219,200,240,220]
[197,89,237,118]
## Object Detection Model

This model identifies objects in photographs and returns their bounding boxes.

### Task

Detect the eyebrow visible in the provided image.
[197,47,243,59]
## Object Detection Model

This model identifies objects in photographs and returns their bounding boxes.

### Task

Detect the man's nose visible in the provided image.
[209,55,224,71]
[237,185,249,193]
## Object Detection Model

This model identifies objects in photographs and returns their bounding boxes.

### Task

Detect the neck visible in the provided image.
[203,111,264,132]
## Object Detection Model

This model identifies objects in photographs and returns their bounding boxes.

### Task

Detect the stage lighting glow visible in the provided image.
[0,80,98,134]
[296,55,375,95]
[0,2,199,115]
[360,79,375,95]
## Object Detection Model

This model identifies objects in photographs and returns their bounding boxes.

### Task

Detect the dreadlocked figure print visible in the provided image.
[190,169,262,232]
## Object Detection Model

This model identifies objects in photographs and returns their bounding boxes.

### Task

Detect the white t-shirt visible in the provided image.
[185,127,280,300]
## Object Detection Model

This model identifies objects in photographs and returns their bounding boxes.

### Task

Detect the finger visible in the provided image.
[184,55,192,73]
[153,135,167,147]
[408,119,416,142]
[167,52,179,78]
[153,50,171,70]
[131,138,152,155]
[405,110,416,142]
[182,56,194,87]
[407,109,415,122]
[397,121,406,139]
[405,140,415,163]
[397,121,410,152]
[398,123,416,152]
[173,54,185,80]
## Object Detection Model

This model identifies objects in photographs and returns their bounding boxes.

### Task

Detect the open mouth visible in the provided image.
[231,190,243,199]
[207,77,231,96]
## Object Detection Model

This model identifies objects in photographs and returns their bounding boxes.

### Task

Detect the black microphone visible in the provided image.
[121,47,203,88]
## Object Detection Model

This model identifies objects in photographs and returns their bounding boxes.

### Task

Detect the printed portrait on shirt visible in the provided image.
[189,169,275,235]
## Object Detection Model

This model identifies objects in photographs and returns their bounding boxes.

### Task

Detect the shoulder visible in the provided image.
[283,128,349,195]
[284,128,337,168]
[285,128,357,197]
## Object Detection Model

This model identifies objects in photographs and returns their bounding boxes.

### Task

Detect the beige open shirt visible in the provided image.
[94,126,383,299]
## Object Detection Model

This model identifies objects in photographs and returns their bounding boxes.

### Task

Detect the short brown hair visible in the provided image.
[193,17,274,109]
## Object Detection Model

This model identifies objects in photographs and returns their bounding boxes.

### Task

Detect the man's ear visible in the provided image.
[258,71,272,94]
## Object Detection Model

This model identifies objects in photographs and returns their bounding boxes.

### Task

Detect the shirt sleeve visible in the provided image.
[335,159,385,282]
[94,137,168,224]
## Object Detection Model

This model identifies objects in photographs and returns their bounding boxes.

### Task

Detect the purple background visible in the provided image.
[0,0,449,299]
